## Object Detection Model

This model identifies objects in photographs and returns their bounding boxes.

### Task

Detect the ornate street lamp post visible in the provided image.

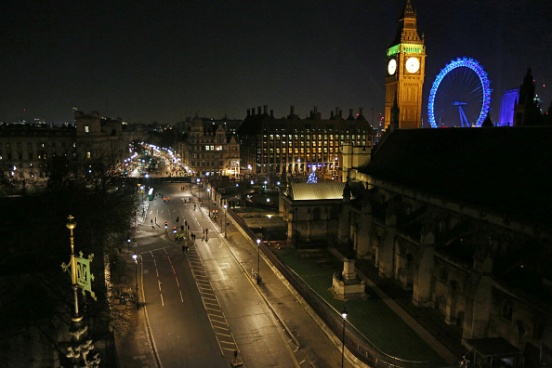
[61,215,100,367]
[66,216,82,324]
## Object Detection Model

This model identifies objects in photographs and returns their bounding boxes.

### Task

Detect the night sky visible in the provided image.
[1,0,551,125]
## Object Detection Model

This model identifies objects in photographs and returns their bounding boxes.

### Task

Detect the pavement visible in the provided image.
[115,201,465,368]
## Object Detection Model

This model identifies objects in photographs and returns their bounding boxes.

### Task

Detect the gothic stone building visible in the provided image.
[345,126,552,366]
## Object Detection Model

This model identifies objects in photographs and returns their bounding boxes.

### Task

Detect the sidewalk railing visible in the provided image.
[229,209,449,368]
[264,248,444,368]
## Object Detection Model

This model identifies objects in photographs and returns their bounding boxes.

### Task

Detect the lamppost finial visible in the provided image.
[67,214,76,230]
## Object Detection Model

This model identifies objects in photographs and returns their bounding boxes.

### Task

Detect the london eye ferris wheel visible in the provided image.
[427,57,492,128]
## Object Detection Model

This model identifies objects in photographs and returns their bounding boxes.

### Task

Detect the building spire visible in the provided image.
[401,0,421,43]
[390,0,422,46]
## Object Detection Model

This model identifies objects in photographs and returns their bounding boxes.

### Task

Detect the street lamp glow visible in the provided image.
[196,177,200,199]
[132,254,139,308]
[207,188,211,217]
[223,204,228,238]
[256,238,261,284]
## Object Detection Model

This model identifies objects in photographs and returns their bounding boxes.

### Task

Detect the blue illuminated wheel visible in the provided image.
[427,57,491,128]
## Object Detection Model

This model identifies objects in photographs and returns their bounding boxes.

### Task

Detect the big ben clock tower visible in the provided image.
[384,0,426,129]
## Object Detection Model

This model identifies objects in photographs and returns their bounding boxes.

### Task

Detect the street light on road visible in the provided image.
[223,203,227,238]
[207,187,211,217]
[132,254,138,308]
[341,307,348,367]
[256,238,261,284]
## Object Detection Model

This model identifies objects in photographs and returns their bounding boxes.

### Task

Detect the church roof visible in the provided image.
[358,127,552,228]
[290,182,346,201]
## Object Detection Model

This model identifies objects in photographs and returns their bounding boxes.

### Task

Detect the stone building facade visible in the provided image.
[178,116,240,179]
[279,182,346,247]
[0,111,136,186]
[238,105,373,181]
[344,127,552,366]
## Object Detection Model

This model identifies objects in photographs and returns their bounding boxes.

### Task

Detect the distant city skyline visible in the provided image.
[1,0,550,125]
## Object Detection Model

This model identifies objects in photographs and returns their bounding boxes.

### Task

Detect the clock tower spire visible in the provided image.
[384,0,426,129]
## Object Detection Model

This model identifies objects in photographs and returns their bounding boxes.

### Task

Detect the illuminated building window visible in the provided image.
[84,125,90,133]
[86,151,91,159]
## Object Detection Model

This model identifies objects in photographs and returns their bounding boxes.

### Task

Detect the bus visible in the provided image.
[148,188,154,201]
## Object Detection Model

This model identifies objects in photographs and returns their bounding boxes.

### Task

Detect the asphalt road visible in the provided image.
[134,181,301,367]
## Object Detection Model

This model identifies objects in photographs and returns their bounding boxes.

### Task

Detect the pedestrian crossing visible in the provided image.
[185,245,242,361]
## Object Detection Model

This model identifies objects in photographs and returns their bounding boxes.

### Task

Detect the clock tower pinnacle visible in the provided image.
[384,0,426,129]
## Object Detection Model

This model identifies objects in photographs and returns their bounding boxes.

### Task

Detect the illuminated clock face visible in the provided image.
[387,58,397,75]
[405,57,420,73]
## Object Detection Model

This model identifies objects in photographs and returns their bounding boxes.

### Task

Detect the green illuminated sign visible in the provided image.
[387,43,424,57]
[387,44,400,56]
